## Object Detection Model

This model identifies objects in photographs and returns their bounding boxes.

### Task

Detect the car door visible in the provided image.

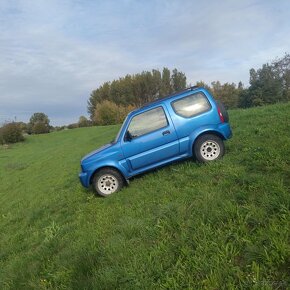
[121,105,179,171]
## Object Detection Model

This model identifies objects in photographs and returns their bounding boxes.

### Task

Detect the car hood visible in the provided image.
[81,143,113,162]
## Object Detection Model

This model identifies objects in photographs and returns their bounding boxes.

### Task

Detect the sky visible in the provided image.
[0,0,290,126]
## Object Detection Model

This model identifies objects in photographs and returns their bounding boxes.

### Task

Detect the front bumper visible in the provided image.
[79,171,89,188]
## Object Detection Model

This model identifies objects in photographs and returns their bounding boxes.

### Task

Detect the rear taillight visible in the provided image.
[217,107,224,123]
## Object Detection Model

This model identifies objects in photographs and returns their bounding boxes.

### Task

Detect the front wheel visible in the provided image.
[92,168,124,197]
[194,134,225,162]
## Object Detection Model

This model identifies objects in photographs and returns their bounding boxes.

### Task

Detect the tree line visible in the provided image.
[0,112,94,145]
[1,53,289,145]
[87,68,186,125]
[88,53,290,125]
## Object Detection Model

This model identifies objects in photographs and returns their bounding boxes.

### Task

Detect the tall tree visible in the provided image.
[246,64,283,107]
[194,81,212,93]
[29,112,50,126]
[87,67,187,121]
[160,67,172,97]
[152,69,162,100]
[211,81,239,109]
[29,112,50,134]
[171,68,186,92]
[272,53,290,101]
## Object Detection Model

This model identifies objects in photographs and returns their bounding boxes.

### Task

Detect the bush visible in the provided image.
[54,126,66,131]
[32,122,50,134]
[94,100,135,125]
[0,122,24,144]
[78,116,91,127]
[67,123,78,129]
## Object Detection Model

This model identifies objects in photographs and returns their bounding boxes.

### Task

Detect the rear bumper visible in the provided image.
[79,172,89,188]
[218,122,232,140]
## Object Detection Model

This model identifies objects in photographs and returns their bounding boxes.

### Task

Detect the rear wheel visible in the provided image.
[92,168,124,197]
[194,134,225,162]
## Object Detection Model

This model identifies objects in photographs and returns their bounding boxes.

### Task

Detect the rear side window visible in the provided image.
[128,107,168,138]
[172,92,211,118]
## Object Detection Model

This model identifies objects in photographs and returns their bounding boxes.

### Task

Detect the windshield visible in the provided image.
[114,115,129,143]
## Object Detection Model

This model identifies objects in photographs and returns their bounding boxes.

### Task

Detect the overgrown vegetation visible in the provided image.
[0,103,289,289]
[88,53,290,125]
[0,122,24,144]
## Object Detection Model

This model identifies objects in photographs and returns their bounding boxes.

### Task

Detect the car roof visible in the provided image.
[130,86,202,115]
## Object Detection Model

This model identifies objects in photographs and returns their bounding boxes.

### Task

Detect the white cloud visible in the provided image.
[0,0,290,125]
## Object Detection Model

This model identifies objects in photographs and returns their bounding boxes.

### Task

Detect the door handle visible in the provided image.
[162,130,170,136]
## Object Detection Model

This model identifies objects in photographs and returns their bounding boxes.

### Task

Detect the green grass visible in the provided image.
[0,103,289,290]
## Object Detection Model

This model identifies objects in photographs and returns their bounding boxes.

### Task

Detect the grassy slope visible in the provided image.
[0,103,289,290]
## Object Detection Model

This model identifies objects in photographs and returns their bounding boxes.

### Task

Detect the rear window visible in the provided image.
[171,92,211,118]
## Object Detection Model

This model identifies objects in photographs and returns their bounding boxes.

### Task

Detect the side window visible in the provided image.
[171,92,211,118]
[127,107,168,138]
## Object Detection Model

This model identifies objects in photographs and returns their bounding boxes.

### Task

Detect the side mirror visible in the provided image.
[124,131,132,142]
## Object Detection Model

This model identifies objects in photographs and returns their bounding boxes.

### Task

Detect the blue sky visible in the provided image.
[0,0,290,125]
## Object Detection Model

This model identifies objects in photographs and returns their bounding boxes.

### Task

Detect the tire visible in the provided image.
[216,100,229,122]
[194,134,225,163]
[92,168,124,197]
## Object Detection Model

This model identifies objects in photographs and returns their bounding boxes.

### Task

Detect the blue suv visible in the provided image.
[79,86,232,196]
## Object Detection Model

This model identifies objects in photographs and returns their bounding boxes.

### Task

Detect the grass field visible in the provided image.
[0,103,290,289]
